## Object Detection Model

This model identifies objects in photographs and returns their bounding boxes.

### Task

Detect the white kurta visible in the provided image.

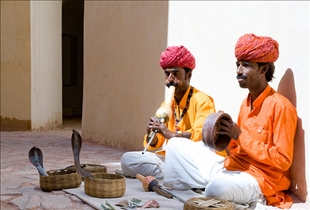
[163,138,266,205]
[121,137,266,205]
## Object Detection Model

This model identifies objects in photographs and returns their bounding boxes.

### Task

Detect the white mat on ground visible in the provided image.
[64,178,278,210]
[63,178,199,210]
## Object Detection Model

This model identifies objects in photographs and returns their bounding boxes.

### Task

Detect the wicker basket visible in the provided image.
[65,164,107,180]
[183,197,234,210]
[84,173,126,198]
[40,168,81,192]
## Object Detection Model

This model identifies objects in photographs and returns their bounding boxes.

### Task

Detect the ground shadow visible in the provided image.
[277,68,307,202]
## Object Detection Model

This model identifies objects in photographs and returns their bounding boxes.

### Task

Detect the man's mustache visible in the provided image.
[236,74,247,79]
[166,82,178,87]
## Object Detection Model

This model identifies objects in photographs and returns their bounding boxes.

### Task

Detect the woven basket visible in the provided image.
[183,197,234,210]
[65,164,107,180]
[40,168,81,192]
[84,173,126,198]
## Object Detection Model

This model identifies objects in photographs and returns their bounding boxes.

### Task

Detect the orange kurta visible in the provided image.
[224,85,297,209]
[143,86,227,156]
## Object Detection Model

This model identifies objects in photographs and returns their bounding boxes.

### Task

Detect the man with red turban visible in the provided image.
[163,34,297,209]
[159,45,196,70]
[120,45,221,179]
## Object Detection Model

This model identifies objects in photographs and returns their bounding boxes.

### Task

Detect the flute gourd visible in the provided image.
[155,85,175,123]
[142,86,175,154]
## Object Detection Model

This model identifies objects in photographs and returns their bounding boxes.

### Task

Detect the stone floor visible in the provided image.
[1,119,309,210]
[1,119,127,210]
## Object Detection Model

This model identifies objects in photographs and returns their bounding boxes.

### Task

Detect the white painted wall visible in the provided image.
[167,1,309,202]
[30,1,62,130]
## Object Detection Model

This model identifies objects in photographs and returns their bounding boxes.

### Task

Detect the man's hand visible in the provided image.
[217,118,242,140]
[146,116,160,134]
[148,121,174,139]
[146,116,176,139]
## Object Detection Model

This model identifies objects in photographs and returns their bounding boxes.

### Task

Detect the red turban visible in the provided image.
[235,33,279,63]
[159,45,196,70]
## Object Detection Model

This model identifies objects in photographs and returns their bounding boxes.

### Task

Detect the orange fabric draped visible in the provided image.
[225,85,297,209]
[143,86,226,157]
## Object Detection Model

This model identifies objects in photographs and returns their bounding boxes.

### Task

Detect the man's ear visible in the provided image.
[260,64,269,75]
[186,71,192,82]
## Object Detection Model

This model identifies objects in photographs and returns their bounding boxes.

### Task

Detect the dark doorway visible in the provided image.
[62,0,84,122]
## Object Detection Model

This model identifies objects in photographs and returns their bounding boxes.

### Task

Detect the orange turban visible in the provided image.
[159,45,196,70]
[235,33,279,63]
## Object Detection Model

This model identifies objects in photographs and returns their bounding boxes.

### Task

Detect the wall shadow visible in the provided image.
[277,68,307,202]
[62,0,84,119]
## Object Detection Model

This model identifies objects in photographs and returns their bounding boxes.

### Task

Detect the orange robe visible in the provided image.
[225,85,297,209]
[143,86,226,157]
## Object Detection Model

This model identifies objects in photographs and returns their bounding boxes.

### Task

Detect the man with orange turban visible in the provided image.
[163,34,297,209]
[120,45,219,179]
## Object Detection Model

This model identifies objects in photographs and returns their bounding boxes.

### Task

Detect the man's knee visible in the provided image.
[204,179,232,199]
[120,151,133,164]
[204,172,261,204]
[120,151,164,179]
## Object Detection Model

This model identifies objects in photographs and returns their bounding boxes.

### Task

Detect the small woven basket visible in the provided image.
[65,164,107,180]
[84,173,126,198]
[40,168,81,192]
[183,197,234,210]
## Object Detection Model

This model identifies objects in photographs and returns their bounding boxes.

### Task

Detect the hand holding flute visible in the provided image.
[142,85,175,154]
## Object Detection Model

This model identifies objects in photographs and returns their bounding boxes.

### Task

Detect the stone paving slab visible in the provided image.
[1,127,127,210]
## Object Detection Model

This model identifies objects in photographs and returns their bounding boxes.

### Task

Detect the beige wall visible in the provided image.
[82,1,168,150]
[1,1,31,130]
[0,1,62,130]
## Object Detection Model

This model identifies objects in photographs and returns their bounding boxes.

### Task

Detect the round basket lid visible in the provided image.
[183,197,234,210]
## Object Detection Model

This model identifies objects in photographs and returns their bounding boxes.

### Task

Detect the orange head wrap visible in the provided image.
[235,33,279,63]
[159,45,196,70]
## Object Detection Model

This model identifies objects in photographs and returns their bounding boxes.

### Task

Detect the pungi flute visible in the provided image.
[142,85,175,154]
